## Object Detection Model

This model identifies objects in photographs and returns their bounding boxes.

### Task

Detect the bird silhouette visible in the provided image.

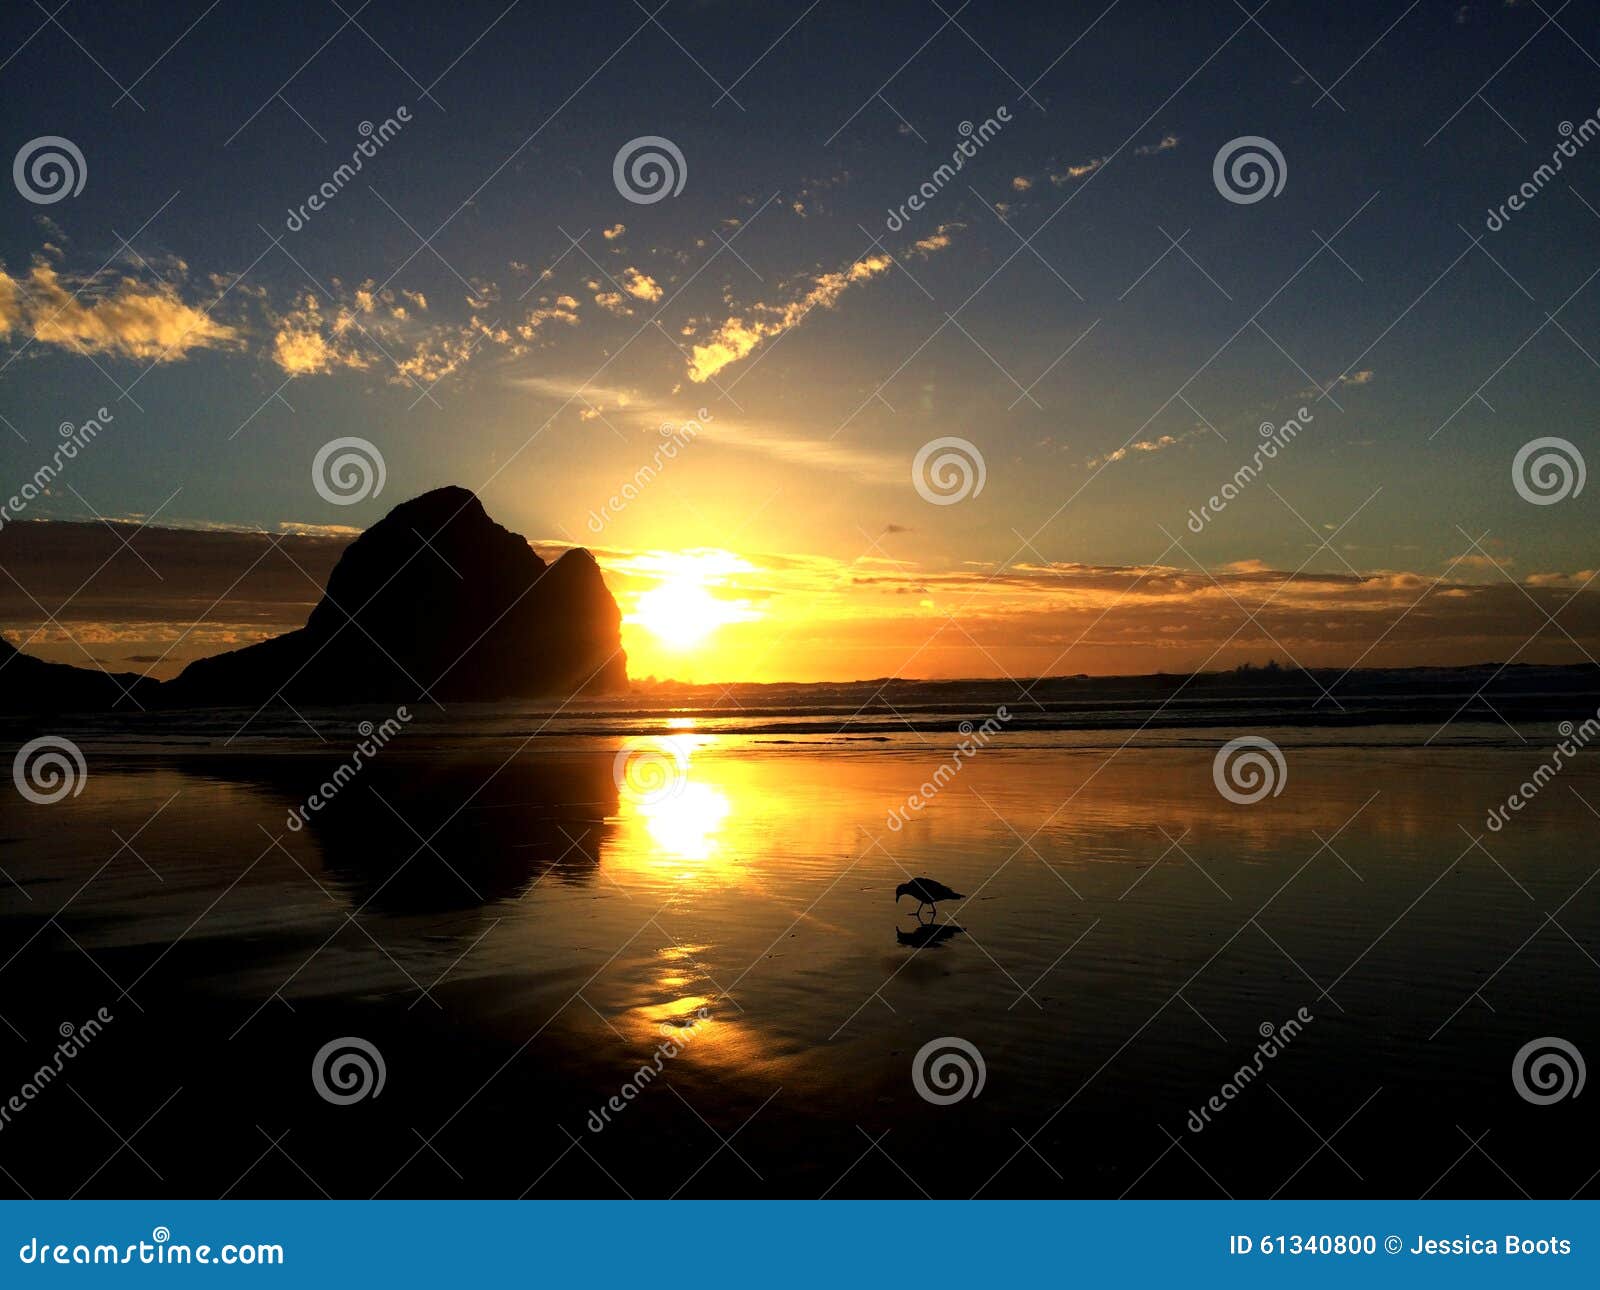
[895,876,964,921]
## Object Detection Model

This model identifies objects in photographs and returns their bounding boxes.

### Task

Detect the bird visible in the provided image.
[895,876,964,921]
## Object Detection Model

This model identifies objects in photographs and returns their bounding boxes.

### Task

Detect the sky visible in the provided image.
[2,0,1599,684]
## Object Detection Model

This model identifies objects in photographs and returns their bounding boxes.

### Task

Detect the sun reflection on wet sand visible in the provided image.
[612,734,746,883]
[639,781,730,867]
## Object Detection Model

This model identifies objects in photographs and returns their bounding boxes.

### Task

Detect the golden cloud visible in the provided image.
[686,237,955,383]
[271,293,368,376]
[1051,158,1104,184]
[620,267,663,302]
[518,295,580,341]
[0,269,21,337]
[17,264,241,361]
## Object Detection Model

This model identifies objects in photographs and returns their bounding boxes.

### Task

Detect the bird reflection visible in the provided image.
[895,920,965,949]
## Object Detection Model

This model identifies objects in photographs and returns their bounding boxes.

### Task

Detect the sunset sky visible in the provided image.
[3,0,1599,683]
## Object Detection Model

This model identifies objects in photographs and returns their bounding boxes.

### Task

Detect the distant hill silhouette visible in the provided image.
[0,486,627,712]
[0,637,159,713]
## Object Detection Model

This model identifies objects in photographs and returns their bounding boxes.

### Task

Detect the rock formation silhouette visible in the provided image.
[0,486,627,712]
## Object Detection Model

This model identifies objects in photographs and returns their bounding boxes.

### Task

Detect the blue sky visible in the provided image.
[2,0,1599,681]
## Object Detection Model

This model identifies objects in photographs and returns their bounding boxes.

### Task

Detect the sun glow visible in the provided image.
[640,781,730,865]
[621,550,761,657]
[632,579,735,649]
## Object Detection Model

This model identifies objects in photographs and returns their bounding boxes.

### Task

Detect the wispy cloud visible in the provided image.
[1007,134,1179,193]
[686,231,956,383]
[1135,132,1180,155]
[508,375,904,480]
[1084,427,1206,469]
[1051,157,1104,184]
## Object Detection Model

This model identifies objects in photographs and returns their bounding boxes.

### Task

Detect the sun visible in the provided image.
[622,551,761,654]
[631,579,732,649]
